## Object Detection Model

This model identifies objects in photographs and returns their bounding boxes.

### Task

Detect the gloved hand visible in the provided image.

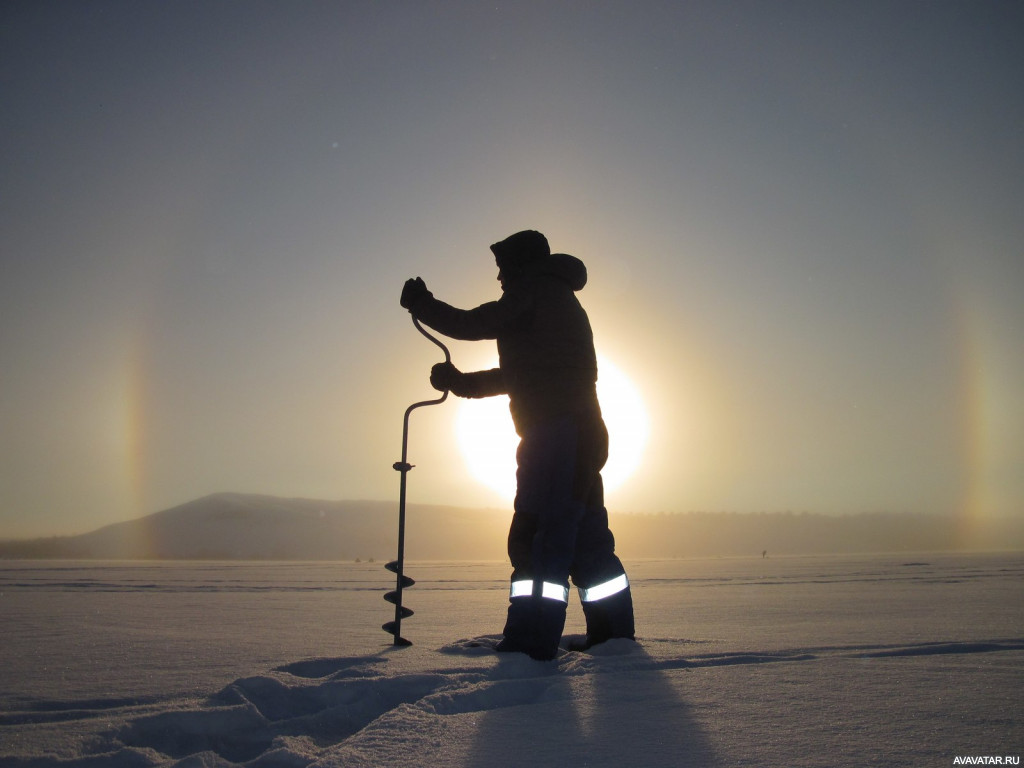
[400,277,431,310]
[430,361,461,393]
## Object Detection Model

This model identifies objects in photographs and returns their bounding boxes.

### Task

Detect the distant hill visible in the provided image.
[1,493,1021,560]
[0,493,509,561]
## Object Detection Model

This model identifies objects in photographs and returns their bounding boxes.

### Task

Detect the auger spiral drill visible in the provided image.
[383,316,451,646]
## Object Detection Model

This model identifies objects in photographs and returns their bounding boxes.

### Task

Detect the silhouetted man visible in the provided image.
[401,230,634,660]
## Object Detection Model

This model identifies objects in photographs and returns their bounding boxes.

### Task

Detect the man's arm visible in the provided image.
[458,367,507,397]
[411,289,531,341]
[431,363,507,398]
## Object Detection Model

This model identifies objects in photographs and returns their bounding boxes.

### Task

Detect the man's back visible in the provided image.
[497,255,598,432]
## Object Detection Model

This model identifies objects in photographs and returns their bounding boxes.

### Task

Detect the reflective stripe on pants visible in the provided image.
[578,573,629,603]
[510,579,570,603]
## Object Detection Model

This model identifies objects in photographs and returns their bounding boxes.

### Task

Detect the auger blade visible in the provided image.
[383,593,414,618]
[384,561,415,587]
[381,622,413,646]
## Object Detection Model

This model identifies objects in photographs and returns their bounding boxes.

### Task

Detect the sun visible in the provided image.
[455,357,649,500]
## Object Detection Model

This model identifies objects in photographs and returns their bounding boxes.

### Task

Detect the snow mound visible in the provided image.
[438,634,504,655]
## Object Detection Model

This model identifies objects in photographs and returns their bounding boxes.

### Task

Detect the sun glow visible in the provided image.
[455,357,649,500]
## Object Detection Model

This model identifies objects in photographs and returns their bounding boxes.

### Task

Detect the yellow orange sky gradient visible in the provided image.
[1,3,1021,539]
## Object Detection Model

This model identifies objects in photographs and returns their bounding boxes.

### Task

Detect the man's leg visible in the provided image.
[499,417,583,660]
[569,416,635,647]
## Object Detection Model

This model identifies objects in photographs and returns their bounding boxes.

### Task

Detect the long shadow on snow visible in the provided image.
[463,638,719,768]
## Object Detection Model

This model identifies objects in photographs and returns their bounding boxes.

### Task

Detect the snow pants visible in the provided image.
[499,409,635,660]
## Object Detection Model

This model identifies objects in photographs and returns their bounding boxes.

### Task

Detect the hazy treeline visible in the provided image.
[612,511,1024,557]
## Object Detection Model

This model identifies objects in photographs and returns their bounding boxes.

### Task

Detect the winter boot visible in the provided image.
[581,584,635,648]
[497,593,568,661]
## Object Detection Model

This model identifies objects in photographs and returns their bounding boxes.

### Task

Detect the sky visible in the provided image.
[1,1,1022,539]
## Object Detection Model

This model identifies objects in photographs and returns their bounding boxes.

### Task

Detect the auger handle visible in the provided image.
[413,315,451,366]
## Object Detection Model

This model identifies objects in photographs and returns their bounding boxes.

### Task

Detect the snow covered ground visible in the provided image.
[1,553,1021,767]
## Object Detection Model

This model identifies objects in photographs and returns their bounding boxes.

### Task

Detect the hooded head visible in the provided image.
[491,230,550,281]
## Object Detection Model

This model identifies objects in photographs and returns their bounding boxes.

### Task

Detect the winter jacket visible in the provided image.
[411,253,599,435]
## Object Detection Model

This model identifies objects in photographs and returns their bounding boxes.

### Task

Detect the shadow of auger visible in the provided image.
[383,316,451,647]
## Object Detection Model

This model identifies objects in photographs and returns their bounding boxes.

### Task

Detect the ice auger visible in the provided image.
[383,315,451,646]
